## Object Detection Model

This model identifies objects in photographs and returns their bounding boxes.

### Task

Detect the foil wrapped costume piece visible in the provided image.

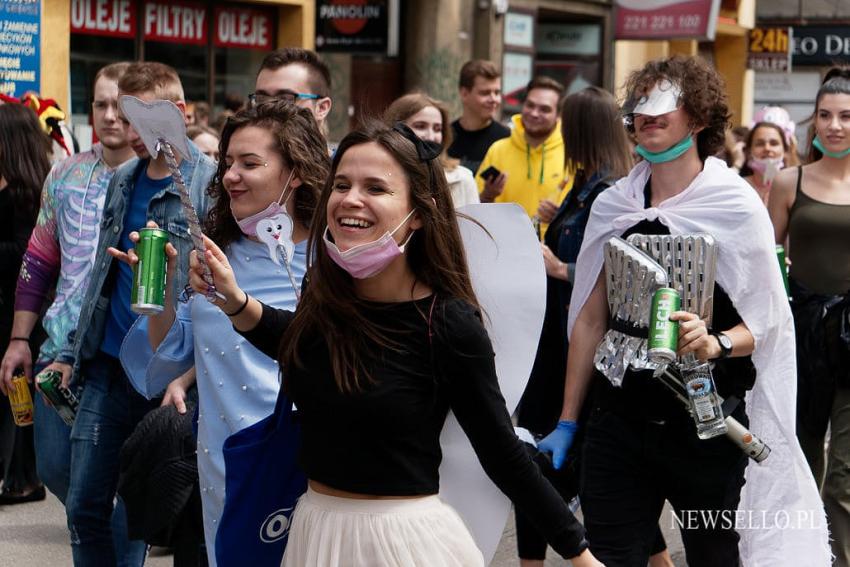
[568,157,830,565]
[595,234,717,385]
[598,235,770,460]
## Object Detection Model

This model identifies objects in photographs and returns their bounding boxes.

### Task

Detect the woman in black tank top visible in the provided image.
[767,67,850,566]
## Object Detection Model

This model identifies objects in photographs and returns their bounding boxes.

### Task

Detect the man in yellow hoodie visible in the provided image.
[477,76,570,230]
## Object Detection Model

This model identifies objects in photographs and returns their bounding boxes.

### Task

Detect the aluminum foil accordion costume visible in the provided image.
[597,233,769,461]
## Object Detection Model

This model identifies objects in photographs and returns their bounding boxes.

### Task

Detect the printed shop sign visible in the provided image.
[0,0,40,97]
[615,0,721,41]
[71,0,136,38]
[315,0,389,53]
[214,5,274,50]
[143,1,207,45]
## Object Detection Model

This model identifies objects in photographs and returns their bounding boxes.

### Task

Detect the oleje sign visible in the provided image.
[0,0,40,98]
[315,0,392,54]
[71,0,136,38]
[214,5,273,50]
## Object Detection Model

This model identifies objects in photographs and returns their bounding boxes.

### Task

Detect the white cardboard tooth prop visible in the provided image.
[631,79,682,117]
[118,95,191,160]
[256,213,295,269]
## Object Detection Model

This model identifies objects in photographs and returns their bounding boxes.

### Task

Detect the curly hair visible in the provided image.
[623,55,730,161]
[204,100,330,248]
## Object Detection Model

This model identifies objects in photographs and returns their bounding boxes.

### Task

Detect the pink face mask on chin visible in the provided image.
[747,156,784,186]
[323,209,417,279]
[233,169,295,237]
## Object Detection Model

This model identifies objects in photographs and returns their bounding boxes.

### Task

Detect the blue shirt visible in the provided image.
[119,237,307,566]
[101,167,172,357]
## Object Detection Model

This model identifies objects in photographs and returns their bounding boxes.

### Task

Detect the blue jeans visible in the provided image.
[66,352,153,567]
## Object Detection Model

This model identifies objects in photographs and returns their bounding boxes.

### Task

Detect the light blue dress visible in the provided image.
[120,237,306,566]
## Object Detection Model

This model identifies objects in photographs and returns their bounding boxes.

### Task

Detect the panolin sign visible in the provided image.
[615,0,721,41]
[71,0,137,38]
[748,27,792,72]
[214,5,273,50]
[143,1,207,45]
[315,0,389,54]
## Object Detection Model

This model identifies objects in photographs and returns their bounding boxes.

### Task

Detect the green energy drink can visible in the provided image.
[9,373,33,426]
[131,227,168,315]
[36,369,79,427]
[648,287,681,364]
[776,244,790,298]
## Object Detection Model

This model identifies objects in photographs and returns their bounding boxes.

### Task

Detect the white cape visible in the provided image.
[568,158,830,566]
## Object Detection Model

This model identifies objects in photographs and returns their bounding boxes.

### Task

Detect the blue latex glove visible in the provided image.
[537,420,579,470]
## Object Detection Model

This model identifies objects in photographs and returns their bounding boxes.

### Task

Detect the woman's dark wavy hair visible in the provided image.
[807,66,850,162]
[0,103,51,222]
[623,55,730,161]
[279,121,479,394]
[204,100,330,248]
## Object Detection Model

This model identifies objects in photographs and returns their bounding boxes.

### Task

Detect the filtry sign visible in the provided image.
[0,0,40,97]
[315,0,389,53]
[143,1,206,45]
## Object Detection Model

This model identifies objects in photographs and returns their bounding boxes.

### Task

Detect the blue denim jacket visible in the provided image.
[57,140,216,380]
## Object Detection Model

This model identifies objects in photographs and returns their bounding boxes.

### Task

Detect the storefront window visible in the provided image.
[214,47,268,114]
[145,41,208,104]
[70,33,134,122]
[69,0,276,125]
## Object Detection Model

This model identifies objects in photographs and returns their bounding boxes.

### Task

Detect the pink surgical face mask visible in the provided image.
[323,209,417,279]
[233,169,295,237]
[747,156,784,186]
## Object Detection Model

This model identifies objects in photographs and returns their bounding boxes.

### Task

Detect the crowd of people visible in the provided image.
[0,45,846,567]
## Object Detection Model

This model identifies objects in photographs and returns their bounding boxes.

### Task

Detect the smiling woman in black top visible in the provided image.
[188,122,602,566]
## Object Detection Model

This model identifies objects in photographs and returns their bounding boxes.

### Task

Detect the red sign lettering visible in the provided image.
[70,0,136,38]
[214,5,273,50]
[143,1,207,45]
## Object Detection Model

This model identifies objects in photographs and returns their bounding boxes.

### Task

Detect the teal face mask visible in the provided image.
[813,136,850,159]
[635,134,694,164]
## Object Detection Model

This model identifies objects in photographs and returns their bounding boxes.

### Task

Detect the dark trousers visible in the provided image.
[0,379,39,491]
[580,406,747,567]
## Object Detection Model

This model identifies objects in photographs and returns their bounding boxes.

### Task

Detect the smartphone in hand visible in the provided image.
[480,165,501,183]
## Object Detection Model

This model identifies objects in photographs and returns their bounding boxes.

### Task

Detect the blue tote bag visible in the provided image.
[215,393,306,566]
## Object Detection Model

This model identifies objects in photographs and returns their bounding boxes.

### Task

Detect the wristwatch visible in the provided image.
[712,332,733,359]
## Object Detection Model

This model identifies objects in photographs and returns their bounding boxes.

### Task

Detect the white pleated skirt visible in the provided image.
[281,487,485,567]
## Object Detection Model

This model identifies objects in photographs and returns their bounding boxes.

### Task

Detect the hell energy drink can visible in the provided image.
[131,227,169,315]
[36,369,79,427]
[8,373,33,426]
[648,287,681,364]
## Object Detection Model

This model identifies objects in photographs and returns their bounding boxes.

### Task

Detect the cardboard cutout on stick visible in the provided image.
[118,95,222,301]
[439,203,546,563]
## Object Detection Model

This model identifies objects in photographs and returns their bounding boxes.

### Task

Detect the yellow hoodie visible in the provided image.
[475,114,572,220]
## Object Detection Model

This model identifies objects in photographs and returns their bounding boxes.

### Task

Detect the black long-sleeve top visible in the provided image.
[0,188,37,343]
[239,295,589,559]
